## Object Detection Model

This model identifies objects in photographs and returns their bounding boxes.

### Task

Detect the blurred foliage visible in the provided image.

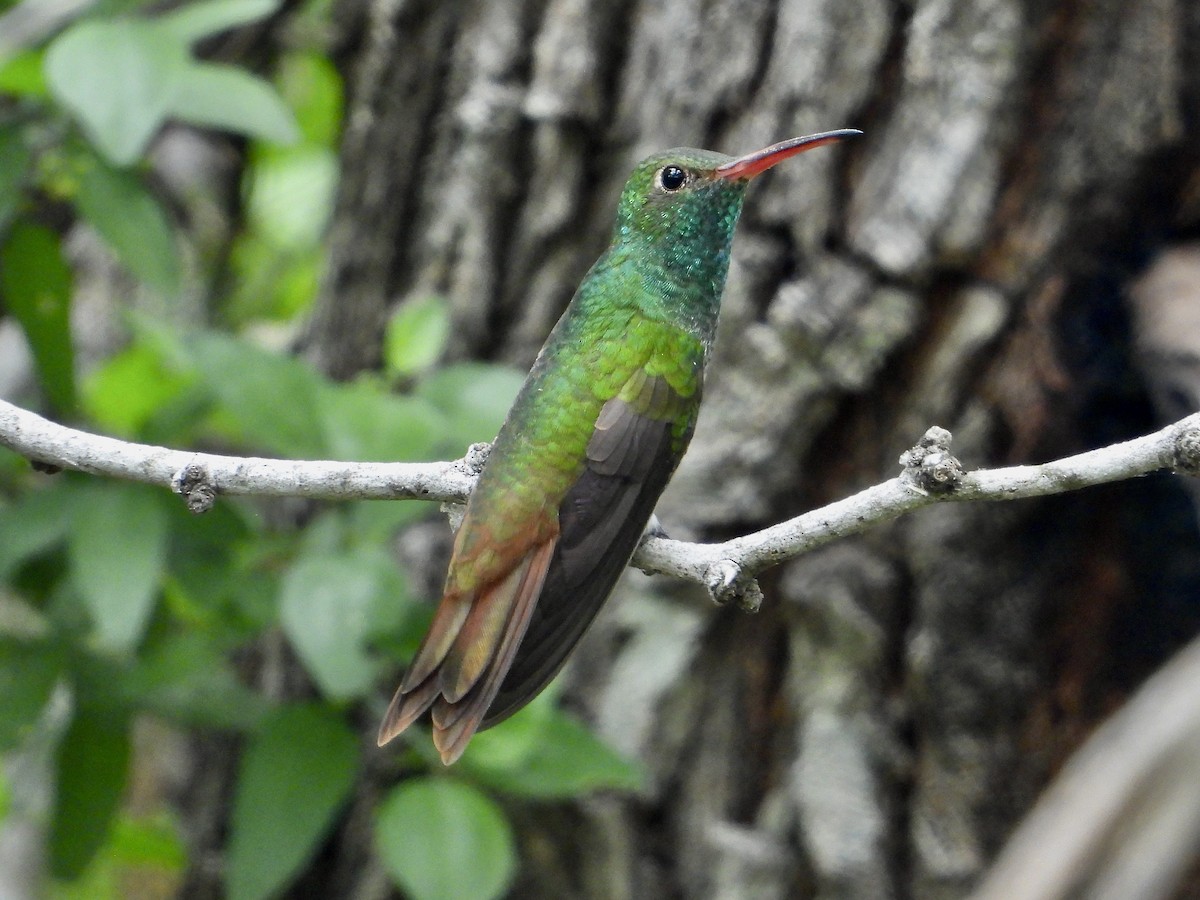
[375,778,516,900]
[0,0,644,898]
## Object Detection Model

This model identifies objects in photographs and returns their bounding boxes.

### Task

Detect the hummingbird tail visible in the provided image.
[375,674,440,742]
[376,537,556,764]
[431,538,554,764]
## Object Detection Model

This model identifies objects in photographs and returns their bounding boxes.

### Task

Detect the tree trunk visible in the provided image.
[293,0,1200,896]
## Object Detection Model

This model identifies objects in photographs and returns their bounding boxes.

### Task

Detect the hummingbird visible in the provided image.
[378,129,860,764]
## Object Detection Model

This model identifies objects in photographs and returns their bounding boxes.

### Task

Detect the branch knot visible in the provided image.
[704,559,764,614]
[460,442,491,477]
[1174,422,1200,475]
[172,463,217,514]
[899,425,964,494]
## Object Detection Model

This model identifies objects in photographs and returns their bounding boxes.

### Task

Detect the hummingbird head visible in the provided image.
[610,130,861,316]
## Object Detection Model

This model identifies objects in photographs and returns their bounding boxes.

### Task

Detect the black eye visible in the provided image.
[659,165,687,191]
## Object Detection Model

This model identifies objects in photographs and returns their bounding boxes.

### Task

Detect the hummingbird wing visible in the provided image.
[480,365,700,728]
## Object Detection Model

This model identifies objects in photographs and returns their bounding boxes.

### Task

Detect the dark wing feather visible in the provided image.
[480,375,697,728]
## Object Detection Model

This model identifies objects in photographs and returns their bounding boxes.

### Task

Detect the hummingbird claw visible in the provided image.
[441,501,468,531]
[642,514,669,541]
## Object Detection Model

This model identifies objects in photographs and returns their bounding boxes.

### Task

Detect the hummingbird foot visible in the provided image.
[442,501,467,531]
[705,559,763,614]
[641,514,670,541]
[441,445,493,530]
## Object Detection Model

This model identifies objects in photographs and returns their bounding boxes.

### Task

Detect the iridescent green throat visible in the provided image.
[603,148,749,343]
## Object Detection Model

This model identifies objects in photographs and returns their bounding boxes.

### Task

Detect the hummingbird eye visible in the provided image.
[658,165,688,192]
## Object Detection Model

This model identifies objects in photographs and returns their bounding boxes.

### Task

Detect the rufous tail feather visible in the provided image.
[376,538,556,765]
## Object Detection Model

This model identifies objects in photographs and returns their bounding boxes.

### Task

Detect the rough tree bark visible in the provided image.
[262,0,1200,897]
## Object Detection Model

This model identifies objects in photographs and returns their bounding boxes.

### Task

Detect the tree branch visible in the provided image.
[637,416,1200,608]
[0,398,481,510]
[3,398,1198,609]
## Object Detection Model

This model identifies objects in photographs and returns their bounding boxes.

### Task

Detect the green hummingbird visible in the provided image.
[378,129,860,764]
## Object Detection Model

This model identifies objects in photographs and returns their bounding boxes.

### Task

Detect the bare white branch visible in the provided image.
[0,398,479,510]
[634,413,1200,607]
[3,398,1198,604]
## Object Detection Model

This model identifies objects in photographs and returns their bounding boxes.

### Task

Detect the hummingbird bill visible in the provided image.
[378,129,861,764]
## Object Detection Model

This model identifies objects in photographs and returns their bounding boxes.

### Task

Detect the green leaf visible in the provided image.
[163,499,258,627]
[454,687,558,770]
[0,483,74,580]
[346,498,430,545]
[416,363,525,453]
[375,778,516,900]
[123,311,193,371]
[317,381,442,462]
[0,126,31,227]
[67,483,167,654]
[385,296,451,377]
[63,648,128,713]
[245,145,336,249]
[0,222,76,412]
[158,0,281,44]
[0,639,64,750]
[108,814,187,870]
[172,63,298,146]
[43,10,296,163]
[122,633,267,730]
[224,229,322,323]
[82,342,190,437]
[0,769,10,821]
[294,505,348,556]
[91,0,161,15]
[75,160,181,295]
[185,332,327,457]
[49,704,131,879]
[0,49,49,97]
[43,814,185,899]
[280,551,408,700]
[276,51,343,147]
[227,705,359,900]
[463,709,644,798]
[44,20,187,165]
